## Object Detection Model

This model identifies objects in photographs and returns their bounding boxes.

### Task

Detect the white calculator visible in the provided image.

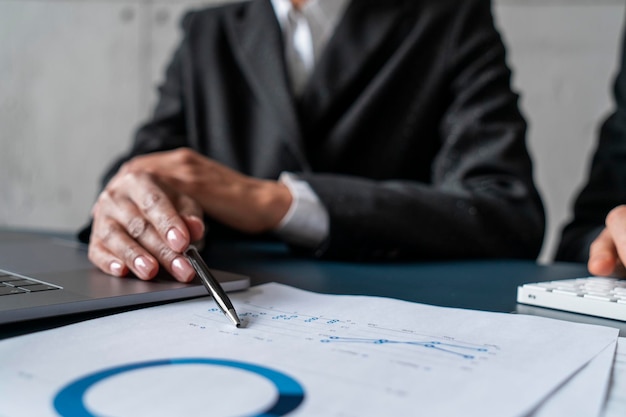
[517,277,626,321]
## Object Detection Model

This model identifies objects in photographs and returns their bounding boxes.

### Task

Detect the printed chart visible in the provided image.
[194,300,498,372]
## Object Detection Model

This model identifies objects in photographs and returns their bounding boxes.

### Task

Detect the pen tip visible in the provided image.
[226,309,242,328]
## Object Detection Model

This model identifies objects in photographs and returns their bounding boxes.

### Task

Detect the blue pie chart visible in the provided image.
[53,358,305,417]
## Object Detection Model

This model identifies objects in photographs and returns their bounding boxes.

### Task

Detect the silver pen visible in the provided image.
[184,245,241,327]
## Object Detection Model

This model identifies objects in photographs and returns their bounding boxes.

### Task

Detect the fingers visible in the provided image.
[88,171,199,282]
[127,174,192,252]
[588,205,626,278]
[89,216,159,280]
[606,206,626,273]
[588,228,619,276]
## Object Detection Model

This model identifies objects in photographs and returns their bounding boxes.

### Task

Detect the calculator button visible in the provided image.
[583,294,617,302]
[522,284,550,292]
[553,289,583,297]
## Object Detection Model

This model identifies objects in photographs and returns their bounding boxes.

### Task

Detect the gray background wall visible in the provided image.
[1,0,624,263]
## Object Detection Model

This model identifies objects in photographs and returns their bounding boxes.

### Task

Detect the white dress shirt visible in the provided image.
[270,0,350,248]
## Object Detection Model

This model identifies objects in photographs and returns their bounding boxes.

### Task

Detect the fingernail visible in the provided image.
[134,256,154,279]
[110,261,124,276]
[172,257,195,282]
[167,228,186,252]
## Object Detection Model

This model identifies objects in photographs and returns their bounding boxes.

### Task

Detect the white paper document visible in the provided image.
[0,283,619,417]
[529,339,616,417]
[602,337,626,417]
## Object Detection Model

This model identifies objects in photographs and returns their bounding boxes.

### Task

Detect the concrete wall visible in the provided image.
[1,0,624,262]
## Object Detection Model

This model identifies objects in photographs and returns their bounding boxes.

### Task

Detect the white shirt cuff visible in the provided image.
[275,172,329,248]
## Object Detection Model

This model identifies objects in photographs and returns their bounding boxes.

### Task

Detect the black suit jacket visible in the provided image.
[556,22,626,262]
[89,0,545,261]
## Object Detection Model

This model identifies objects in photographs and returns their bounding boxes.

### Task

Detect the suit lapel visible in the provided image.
[224,0,309,169]
[301,0,407,122]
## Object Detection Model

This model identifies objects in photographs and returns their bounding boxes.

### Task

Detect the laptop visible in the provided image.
[0,230,250,325]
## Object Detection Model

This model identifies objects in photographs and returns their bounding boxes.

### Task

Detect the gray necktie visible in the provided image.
[284,7,311,96]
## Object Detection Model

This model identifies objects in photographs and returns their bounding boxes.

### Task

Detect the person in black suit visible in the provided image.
[556,22,626,277]
[83,0,545,282]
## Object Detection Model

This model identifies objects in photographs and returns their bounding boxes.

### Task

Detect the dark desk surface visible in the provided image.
[207,242,587,312]
[1,233,624,338]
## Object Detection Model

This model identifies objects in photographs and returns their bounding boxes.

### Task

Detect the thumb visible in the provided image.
[175,194,206,243]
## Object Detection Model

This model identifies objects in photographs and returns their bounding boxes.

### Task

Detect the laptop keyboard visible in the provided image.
[0,272,60,295]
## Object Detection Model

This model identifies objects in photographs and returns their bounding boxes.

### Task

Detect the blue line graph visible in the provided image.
[202,306,494,360]
[320,336,489,359]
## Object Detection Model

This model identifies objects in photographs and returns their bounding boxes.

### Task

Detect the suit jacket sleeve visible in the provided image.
[555,23,626,263]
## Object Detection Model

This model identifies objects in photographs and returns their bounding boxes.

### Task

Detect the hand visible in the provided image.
[88,169,205,282]
[122,148,293,234]
[588,205,626,277]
